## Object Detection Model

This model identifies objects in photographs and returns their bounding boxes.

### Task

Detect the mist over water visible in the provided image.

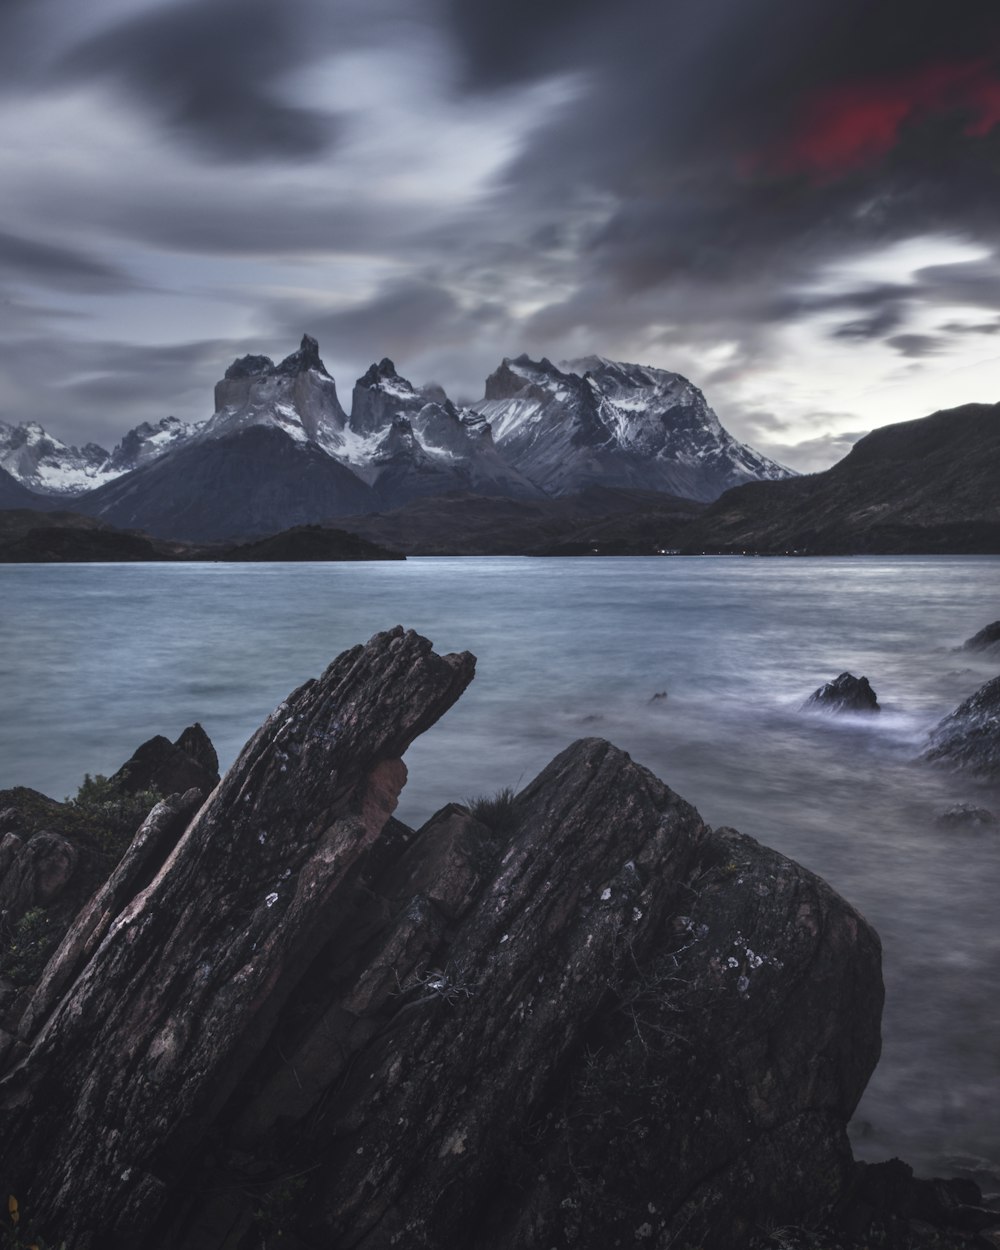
[2,556,998,1179]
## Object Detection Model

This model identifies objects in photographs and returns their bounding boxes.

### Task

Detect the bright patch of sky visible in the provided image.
[703,236,1000,469]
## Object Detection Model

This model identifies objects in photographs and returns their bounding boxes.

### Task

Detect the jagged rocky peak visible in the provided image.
[274,332,328,377]
[223,353,274,380]
[483,353,570,402]
[0,418,112,496]
[207,334,348,448]
[351,356,423,436]
[104,415,201,474]
[358,356,411,390]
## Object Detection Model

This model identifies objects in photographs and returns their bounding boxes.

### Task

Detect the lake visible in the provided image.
[2,555,998,1181]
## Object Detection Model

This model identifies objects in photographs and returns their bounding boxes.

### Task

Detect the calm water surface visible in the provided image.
[2,556,999,1179]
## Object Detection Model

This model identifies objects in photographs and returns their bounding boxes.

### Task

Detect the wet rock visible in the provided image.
[961,621,1000,653]
[936,803,998,829]
[0,630,885,1250]
[922,675,1000,779]
[111,723,220,795]
[836,1158,1000,1240]
[805,671,880,713]
[0,627,475,1248]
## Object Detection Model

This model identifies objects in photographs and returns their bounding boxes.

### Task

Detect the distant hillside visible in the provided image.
[221,525,403,562]
[0,510,402,563]
[332,487,705,555]
[678,402,1000,554]
[0,467,57,512]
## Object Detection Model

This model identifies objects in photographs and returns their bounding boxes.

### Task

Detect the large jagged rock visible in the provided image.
[922,675,1000,779]
[0,627,475,1248]
[804,671,880,714]
[0,629,887,1250]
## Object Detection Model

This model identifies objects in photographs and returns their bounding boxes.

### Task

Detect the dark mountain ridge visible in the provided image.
[679,401,1000,554]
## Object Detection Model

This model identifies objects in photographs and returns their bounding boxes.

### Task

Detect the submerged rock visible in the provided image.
[922,675,1000,779]
[936,803,998,829]
[805,671,880,714]
[961,620,1000,653]
[0,629,886,1250]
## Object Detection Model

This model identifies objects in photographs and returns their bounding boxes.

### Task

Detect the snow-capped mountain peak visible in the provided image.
[204,334,349,453]
[475,353,793,501]
[0,419,112,496]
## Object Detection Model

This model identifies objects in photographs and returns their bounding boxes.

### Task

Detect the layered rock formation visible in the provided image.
[0,628,893,1250]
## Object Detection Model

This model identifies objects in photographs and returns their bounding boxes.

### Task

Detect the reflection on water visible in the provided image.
[2,555,999,1177]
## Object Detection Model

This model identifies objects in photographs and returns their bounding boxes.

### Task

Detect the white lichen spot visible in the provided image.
[635,1222,653,1240]
[500,933,509,944]
[737,975,750,995]
[121,1168,133,1183]
[356,1146,364,1155]
[600,887,612,901]
[438,1130,467,1157]
[265,891,279,908]
[647,1202,658,1214]
[632,907,643,922]
[727,956,739,969]
[258,831,267,845]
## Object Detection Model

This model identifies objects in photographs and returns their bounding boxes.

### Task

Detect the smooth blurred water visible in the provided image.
[2,556,999,1178]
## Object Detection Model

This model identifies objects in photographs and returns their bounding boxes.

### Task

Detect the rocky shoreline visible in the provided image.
[1,628,998,1249]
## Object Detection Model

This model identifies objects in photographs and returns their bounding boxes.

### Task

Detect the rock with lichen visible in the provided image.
[0,628,889,1250]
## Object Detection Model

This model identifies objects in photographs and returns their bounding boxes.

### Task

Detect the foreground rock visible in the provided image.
[0,629,889,1250]
[0,725,220,1025]
[922,676,1000,779]
[805,672,881,714]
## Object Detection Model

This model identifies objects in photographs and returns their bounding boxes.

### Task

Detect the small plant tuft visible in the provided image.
[0,909,60,989]
[465,786,519,838]
[65,773,161,859]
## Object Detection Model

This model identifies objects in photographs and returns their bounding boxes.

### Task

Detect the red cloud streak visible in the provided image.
[752,59,1000,180]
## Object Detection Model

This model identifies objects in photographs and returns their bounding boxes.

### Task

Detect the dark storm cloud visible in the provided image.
[831,308,906,343]
[274,279,507,371]
[0,335,255,445]
[886,333,948,359]
[59,0,339,160]
[939,318,1000,335]
[0,230,136,294]
[443,0,1000,328]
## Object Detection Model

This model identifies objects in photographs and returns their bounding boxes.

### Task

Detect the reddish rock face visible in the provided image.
[0,628,886,1250]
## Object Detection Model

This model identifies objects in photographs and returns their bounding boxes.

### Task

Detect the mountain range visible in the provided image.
[0,336,791,541]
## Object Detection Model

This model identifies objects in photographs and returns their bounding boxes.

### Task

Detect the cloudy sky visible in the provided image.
[3,0,1000,470]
